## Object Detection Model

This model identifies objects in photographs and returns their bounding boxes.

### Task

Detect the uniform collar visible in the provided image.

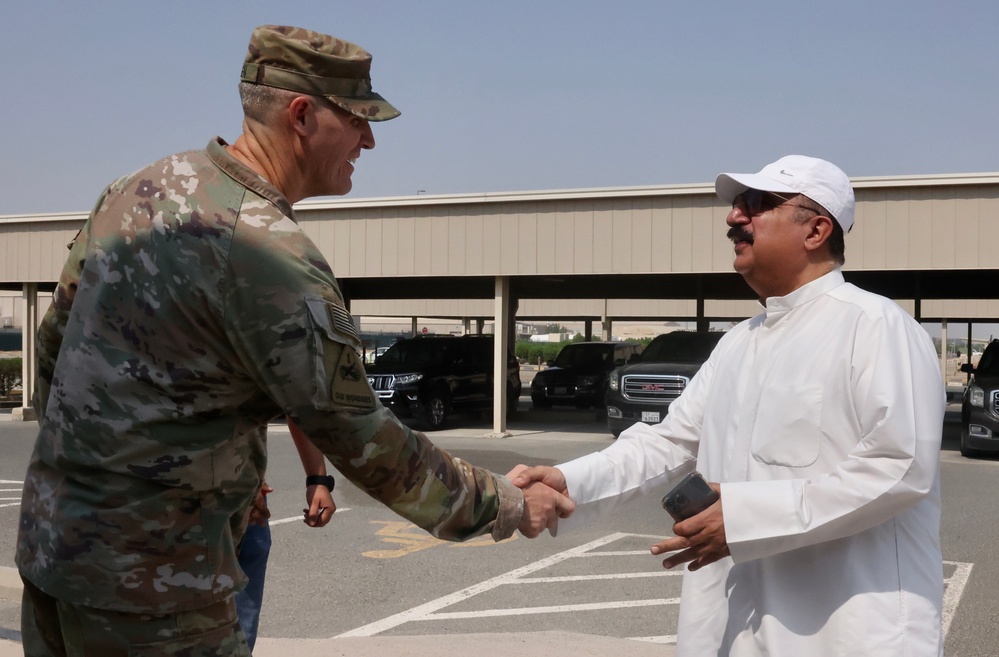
[205,137,295,219]
[762,269,846,326]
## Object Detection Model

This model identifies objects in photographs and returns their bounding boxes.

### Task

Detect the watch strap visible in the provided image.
[306,474,335,490]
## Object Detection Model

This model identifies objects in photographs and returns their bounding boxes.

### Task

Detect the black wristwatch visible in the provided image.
[305,474,335,490]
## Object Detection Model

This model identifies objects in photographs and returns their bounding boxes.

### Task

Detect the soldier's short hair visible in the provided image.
[238,81,302,124]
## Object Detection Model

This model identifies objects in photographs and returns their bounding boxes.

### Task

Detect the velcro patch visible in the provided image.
[305,294,360,348]
[331,345,375,410]
[329,303,360,345]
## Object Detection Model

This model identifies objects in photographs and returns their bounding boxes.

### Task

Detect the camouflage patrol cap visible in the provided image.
[241,25,400,122]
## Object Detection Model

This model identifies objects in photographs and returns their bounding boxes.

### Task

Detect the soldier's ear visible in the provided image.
[287,96,315,137]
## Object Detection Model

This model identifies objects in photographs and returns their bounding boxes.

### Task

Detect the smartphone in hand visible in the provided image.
[661,471,719,522]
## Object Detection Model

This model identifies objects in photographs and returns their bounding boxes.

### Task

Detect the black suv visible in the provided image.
[530,341,643,409]
[959,339,999,458]
[365,335,521,430]
[605,331,724,437]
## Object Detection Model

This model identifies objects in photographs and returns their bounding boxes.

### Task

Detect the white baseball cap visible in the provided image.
[715,155,856,232]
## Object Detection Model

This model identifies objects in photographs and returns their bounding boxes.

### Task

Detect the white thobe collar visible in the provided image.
[760,268,846,327]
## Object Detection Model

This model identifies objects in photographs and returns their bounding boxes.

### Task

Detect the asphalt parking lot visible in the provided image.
[1,401,995,656]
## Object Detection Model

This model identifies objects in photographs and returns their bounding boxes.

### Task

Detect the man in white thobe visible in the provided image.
[514,155,944,657]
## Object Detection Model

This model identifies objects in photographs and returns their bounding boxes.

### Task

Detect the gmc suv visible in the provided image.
[605,331,724,437]
[530,341,643,410]
[959,339,999,458]
[365,335,521,430]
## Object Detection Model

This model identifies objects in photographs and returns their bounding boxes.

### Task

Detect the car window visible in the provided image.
[465,339,492,366]
[553,344,614,368]
[976,340,999,375]
[640,332,723,363]
[376,339,452,368]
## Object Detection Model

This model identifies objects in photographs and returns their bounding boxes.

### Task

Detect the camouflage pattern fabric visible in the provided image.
[21,576,250,656]
[16,137,523,614]
[242,24,400,121]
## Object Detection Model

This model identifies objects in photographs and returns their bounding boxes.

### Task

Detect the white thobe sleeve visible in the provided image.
[723,309,945,563]
[557,346,714,509]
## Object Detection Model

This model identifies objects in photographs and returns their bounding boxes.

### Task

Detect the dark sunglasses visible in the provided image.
[732,189,795,216]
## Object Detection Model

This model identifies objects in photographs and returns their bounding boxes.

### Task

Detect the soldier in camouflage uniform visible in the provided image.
[16,24,573,656]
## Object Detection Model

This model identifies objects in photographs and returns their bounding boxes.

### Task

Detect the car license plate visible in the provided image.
[642,411,660,423]
[553,387,568,396]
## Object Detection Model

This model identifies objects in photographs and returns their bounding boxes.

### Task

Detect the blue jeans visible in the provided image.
[235,518,271,650]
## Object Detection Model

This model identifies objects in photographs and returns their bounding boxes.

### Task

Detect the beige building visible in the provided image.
[3,172,998,428]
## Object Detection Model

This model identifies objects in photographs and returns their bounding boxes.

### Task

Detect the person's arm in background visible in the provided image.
[289,420,335,528]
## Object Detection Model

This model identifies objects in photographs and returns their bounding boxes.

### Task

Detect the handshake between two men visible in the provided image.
[507,465,730,572]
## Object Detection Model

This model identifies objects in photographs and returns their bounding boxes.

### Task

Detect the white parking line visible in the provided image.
[631,635,678,644]
[337,532,976,646]
[337,532,639,637]
[1,482,23,509]
[269,510,351,526]
[513,571,680,583]
[427,597,681,620]
[943,560,973,638]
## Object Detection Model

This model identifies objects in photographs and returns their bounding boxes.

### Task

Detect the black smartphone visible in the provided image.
[661,471,719,522]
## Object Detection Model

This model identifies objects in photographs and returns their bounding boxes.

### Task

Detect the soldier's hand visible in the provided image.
[304,484,336,527]
[247,483,274,528]
[509,464,569,497]
[517,479,574,538]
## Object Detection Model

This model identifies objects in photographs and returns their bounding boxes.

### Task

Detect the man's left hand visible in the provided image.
[304,484,336,527]
[650,482,729,571]
[247,483,274,528]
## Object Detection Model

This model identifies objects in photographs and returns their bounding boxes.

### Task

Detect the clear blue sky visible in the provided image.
[1,0,996,216]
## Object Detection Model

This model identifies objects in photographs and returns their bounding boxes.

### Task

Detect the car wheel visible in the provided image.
[959,428,983,458]
[419,389,450,430]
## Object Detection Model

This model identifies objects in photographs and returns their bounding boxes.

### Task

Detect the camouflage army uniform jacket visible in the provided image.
[16,137,524,614]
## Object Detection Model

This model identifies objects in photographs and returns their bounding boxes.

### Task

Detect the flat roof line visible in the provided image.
[3,172,998,223]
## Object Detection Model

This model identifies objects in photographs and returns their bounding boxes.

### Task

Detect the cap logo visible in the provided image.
[779,169,794,177]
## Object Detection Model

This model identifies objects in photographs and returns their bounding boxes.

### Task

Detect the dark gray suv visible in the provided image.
[960,339,999,458]
[365,335,521,430]
[530,341,643,410]
[605,331,723,437]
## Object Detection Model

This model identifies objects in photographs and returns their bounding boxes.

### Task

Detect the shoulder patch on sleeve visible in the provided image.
[304,294,375,411]
[328,302,361,345]
[331,347,376,410]
[305,295,360,347]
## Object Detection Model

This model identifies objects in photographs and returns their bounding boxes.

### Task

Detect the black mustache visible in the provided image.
[727,227,753,244]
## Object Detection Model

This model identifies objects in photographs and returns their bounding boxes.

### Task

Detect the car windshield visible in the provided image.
[376,340,452,368]
[976,340,999,375]
[553,344,614,368]
[640,332,722,363]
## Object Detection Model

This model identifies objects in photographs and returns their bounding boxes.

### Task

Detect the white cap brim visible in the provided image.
[715,172,798,206]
